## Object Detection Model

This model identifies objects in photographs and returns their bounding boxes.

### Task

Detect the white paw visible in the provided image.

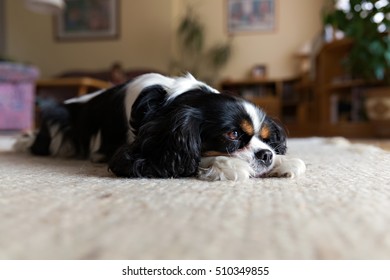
[268,155,306,178]
[198,156,253,181]
[13,132,36,153]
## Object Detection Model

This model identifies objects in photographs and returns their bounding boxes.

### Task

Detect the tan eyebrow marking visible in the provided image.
[260,125,270,139]
[240,119,254,135]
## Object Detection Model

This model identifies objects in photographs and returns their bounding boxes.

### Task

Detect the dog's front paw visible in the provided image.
[268,156,306,178]
[198,156,253,181]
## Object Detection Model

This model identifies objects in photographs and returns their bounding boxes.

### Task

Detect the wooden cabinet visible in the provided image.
[36,77,112,101]
[35,77,112,128]
[220,78,297,121]
[314,38,377,137]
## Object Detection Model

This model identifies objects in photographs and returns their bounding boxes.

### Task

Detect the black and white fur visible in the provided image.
[21,73,305,180]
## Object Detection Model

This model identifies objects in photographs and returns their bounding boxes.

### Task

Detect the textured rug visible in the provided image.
[0,136,389,260]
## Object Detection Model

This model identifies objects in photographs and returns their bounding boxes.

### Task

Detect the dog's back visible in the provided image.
[30,82,130,162]
[28,73,214,162]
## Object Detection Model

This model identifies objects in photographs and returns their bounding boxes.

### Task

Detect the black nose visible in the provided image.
[255,149,273,167]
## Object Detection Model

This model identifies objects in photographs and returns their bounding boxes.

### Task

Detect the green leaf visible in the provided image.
[375,66,385,80]
[207,43,232,69]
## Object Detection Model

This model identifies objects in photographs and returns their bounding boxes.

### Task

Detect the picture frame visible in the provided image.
[226,0,276,34]
[54,0,119,41]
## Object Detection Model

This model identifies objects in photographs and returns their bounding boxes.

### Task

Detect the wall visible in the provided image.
[0,0,5,55]
[176,0,325,80]
[5,0,324,80]
[5,0,173,77]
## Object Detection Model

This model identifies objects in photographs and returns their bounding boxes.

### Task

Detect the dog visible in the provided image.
[21,73,305,180]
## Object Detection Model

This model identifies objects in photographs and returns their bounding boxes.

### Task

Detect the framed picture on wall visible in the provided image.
[54,0,119,41]
[226,0,276,34]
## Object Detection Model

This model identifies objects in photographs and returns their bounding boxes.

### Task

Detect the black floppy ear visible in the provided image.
[262,116,287,155]
[109,107,202,178]
[130,85,167,136]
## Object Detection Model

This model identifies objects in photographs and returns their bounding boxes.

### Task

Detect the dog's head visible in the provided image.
[108,75,286,179]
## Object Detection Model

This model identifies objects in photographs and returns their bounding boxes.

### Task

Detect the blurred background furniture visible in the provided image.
[36,66,161,103]
[36,77,112,102]
[314,38,380,138]
[34,66,162,126]
[57,66,162,85]
[220,78,297,121]
[0,62,39,131]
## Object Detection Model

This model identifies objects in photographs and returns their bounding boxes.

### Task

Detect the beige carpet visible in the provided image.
[0,136,389,260]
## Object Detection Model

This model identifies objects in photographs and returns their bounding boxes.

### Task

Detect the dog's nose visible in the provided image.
[255,149,273,167]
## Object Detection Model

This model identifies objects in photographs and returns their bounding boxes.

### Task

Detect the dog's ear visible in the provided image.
[130,85,167,136]
[262,116,287,155]
[109,107,202,178]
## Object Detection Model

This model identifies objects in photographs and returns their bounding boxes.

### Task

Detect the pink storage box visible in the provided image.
[0,62,40,130]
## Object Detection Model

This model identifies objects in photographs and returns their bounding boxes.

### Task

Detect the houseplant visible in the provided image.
[170,7,232,85]
[323,0,390,82]
[323,0,390,136]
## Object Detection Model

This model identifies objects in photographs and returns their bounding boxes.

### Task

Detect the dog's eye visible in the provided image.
[226,130,239,140]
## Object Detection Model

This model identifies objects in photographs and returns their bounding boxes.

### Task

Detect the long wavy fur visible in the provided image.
[108,106,202,178]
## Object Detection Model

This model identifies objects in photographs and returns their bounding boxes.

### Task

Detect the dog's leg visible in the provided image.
[267,155,306,178]
[198,156,254,181]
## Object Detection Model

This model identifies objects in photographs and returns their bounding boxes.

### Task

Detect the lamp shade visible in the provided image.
[25,0,65,14]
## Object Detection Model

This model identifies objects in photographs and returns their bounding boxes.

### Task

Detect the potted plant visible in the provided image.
[170,7,232,86]
[323,0,390,136]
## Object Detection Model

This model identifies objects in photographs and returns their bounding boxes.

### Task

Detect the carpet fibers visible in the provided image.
[0,137,389,259]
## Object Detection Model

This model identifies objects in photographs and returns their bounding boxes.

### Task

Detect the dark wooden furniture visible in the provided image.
[34,77,112,128]
[314,38,377,138]
[220,78,298,121]
[36,77,112,100]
